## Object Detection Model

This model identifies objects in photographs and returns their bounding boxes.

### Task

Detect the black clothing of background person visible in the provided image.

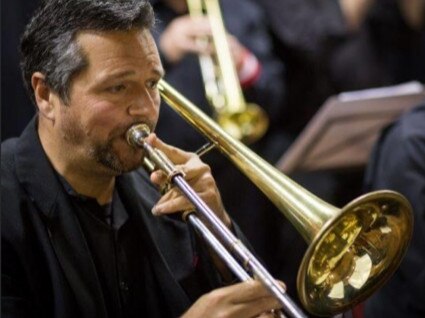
[259,0,425,136]
[257,0,348,135]
[150,0,307,300]
[330,0,425,93]
[364,102,425,317]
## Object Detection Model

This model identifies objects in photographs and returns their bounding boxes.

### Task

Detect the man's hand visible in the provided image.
[182,280,283,318]
[339,0,375,31]
[147,134,231,228]
[160,15,213,64]
[159,14,248,73]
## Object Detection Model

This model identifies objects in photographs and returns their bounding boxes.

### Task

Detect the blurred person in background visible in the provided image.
[150,0,288,160]
[363,101,425,317]
[330,0,425,92]
[259,0,425,137]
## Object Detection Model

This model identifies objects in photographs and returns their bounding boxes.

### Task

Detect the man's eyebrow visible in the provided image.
[97,70,136,82]
[97,68,165,83]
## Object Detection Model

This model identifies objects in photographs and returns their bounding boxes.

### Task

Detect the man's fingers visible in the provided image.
[204,281,283,318]
[229,280,286,303]
[215,280,278,303]
[152,191,194,215]
[147,133,194,164]
[231,297,282,318]
[146,134,212,186]
[150,169,168,185]
[180,15,211,38]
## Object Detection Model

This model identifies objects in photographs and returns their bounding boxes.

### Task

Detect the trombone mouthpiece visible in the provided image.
[126,124,151,147]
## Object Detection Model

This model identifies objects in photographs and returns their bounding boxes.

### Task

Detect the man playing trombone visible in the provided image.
[1,0,283,317]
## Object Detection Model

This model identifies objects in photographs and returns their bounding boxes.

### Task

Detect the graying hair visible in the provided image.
[21,0,155,105]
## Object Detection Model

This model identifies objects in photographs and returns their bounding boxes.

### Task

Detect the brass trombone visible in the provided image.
[127,123,300,318]
[139,79,412,317]
[186,0,269,143]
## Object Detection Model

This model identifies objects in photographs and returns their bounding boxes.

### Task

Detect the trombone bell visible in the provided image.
[298,191,412,315]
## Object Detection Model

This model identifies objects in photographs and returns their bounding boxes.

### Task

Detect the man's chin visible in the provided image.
[95,145,144,175]
[98,156,143,175]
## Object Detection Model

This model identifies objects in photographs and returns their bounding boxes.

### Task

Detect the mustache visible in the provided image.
[111,120,156,140]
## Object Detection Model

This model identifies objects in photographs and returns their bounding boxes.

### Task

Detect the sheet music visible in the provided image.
[278,82,425,174]
[338,81,424,103]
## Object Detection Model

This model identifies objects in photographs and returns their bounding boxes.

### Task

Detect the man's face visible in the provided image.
[54,29,163,175]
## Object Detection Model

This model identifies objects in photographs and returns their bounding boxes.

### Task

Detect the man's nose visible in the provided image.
[128,90,157,117]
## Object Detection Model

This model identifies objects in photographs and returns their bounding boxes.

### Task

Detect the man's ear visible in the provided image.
[31,72,57,120]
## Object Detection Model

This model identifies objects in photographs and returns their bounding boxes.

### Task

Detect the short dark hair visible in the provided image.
[21,0,155,105]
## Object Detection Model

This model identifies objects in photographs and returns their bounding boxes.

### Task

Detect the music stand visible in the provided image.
[278,82,425,174]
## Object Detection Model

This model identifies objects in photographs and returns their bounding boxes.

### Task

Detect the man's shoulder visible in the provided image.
[1,137,19,176]
[1,137,27,235]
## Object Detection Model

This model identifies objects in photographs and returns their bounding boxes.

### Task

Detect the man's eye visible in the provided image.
[107,84,127,93]
[146,80,158,89]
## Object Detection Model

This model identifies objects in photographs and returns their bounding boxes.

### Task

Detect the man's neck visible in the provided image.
[60,172,116,205]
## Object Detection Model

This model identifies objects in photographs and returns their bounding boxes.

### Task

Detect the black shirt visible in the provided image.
[59,178,171,317]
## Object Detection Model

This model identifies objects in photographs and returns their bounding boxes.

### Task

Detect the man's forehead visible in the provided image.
[74,28,163,73]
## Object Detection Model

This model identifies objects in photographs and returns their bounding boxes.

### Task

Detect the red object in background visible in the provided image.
[352,303,364,318]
